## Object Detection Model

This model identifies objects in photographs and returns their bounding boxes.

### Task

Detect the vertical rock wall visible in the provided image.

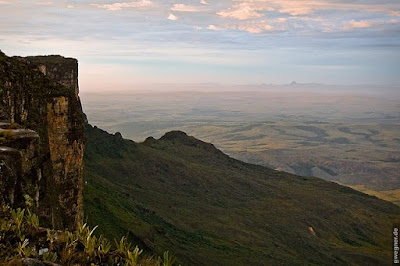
[0,51,85,230]
[0,126,40,209]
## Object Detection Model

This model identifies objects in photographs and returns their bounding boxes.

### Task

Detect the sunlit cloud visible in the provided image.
[36,1,53,5]
[200,0,208,5]
[167,13,178,20]
[344,20,382,30]
[342,18,399,31]
[296,17,325,22]
[171,4,202,12]
[217,2,266,20]
[97,0,153,11]
[208,21,273,34]
[237,21,273,33]
[218,0,400,18]
[207,24,223,31]
[276,18,287,23]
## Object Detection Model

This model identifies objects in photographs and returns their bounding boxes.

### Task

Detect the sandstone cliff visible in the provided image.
[0,50,85,230]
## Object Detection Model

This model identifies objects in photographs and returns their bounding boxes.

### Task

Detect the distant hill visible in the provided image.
[84,124,400,265]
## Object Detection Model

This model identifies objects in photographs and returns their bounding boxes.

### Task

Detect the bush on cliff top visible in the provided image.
[0,204,177,265]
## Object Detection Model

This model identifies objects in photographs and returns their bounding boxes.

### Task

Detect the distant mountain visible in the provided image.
[84,124,400,265]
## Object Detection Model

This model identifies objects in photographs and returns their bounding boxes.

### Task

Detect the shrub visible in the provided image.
[0,204,178,265]
[0,129,14,140]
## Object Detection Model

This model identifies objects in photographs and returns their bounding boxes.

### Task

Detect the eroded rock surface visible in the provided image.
[0,51,85,230]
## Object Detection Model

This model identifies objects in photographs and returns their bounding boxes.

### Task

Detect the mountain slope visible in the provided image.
[84,124,400,265]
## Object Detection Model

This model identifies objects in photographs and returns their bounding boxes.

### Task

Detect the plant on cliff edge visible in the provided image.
[0,205,178,265]
[0,130,14,141]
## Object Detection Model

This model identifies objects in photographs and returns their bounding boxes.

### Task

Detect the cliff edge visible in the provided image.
[0,50,85,230]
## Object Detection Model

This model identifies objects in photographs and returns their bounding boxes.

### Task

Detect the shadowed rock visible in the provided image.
[0,51,85,230]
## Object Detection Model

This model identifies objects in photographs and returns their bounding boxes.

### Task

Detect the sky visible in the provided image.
[1,0,400,91]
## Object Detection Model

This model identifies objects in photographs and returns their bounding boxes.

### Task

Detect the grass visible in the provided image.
[348,185,400,205]
[0,204,177,265]
[84,124,400,265]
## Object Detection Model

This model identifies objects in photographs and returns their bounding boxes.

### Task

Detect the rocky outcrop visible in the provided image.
[0,124,40,208]
[0,51,85,230]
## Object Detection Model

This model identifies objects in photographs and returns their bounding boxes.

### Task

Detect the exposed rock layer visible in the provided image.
[0,51,85,230]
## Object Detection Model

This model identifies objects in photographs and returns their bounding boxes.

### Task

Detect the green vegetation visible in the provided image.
[84,124,400,265]
[0,129,14,141]
[0,50,77,135]
[0,204,177,265]
[0,51,74,99]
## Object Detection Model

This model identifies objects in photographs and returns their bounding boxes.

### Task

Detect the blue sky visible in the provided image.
[0,0,400,91]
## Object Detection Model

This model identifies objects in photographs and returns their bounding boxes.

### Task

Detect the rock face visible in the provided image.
[0,125,40,209]
[0,51,85,230]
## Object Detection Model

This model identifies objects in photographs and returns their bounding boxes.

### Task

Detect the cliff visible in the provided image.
[0,50,85,230]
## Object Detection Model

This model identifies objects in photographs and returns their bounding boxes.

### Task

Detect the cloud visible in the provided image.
[276,18,287,23]
[207,24,223,31]
[217,0,400,19]
[208,21,273,34]
[211,0,400,36]
[217,2,266,20]
[168,13,178,21]
[343,20,383,30]
[200,0,208,5]
[216,1,322,20]
[97,0,153,11]
[237,22,272,33]
[36,1,53,5]
[343,18,399,30]
[171,4,202,12]
[297,17,325,22]
[216,1,314,20]
[277,3,313,16]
